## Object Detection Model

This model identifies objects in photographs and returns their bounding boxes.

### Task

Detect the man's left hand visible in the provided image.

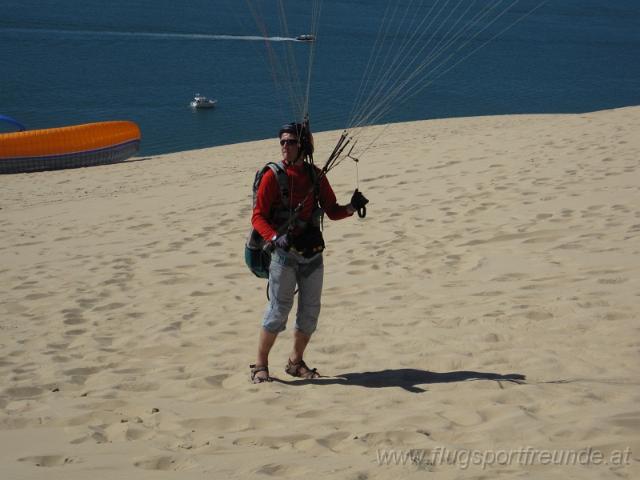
[350,189,369,209]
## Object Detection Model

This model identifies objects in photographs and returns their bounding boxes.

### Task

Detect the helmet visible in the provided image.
[278,121,314,157]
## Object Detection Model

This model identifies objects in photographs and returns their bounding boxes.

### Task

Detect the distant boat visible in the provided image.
[190,93,217,109]
[296,34,315,42]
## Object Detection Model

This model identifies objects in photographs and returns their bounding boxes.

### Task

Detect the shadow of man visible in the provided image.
[273,368,526,393]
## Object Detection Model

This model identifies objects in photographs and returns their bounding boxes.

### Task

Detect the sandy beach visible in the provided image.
[1,107,639,479]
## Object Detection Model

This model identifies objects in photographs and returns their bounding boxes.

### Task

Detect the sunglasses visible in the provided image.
[280,139,298,146]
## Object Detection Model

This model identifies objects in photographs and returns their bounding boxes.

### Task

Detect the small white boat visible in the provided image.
[296,34,315,42]
[190,93,217,109]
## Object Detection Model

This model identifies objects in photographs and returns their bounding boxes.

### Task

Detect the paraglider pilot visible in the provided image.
[250,123,369,383]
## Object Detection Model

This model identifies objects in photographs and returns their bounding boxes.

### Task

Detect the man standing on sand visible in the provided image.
[249,122,369,383]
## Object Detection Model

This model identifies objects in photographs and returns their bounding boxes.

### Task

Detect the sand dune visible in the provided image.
[1,107,639,479]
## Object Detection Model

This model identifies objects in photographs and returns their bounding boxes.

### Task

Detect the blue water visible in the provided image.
[1,0,639,156]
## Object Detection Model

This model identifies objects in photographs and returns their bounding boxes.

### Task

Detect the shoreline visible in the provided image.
[134,105,640,160]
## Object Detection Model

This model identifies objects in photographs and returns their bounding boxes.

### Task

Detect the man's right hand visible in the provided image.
[273,234,290,251]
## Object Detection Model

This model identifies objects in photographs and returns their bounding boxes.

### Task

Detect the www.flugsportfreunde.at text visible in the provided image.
[376,446,633,470]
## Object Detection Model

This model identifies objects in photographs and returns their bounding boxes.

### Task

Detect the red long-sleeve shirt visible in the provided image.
[251,161,352,241]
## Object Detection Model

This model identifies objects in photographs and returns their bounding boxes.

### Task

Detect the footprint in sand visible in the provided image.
[161,321,182,332]
[181,415,274,433]
[12,280,39,290]
[597,277,628,285]
[134,456,195,471]
[190,290,215,297]
[233,433,312,449]
[64,366,103,377]
[61,308,86,325]
[343,232,364,239]
[255,463,309,476]
[357,430,431,448]
[115,381,160,393]
[524,310,554,321]
[186,374,230,390]
[347,259,368,267]
[76,297,99,309]
[23,292,53,301]
[472,290,504,297]
[65,328,87,337]
[18,455,82,467]
[92,302,126,312]
[127,223,153,231]
[4,386,46,400]
[158,276,190,286]
[491,273,527,282]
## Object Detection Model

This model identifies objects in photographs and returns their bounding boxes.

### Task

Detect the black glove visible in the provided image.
[274,234,290,251]
[350,189,369,218]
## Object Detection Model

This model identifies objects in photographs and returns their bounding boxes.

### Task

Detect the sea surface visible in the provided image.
[1,0,639,156]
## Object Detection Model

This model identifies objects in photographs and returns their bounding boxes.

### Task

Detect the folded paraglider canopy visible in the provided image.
[0,121,141,174]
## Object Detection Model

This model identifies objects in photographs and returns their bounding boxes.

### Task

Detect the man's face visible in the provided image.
[280,132,300,164]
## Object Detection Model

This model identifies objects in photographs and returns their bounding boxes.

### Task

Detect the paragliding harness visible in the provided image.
[244,160,324,280]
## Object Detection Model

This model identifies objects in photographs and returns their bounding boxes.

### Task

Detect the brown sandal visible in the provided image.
[250,364,271,383]
[285,359,320,379]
